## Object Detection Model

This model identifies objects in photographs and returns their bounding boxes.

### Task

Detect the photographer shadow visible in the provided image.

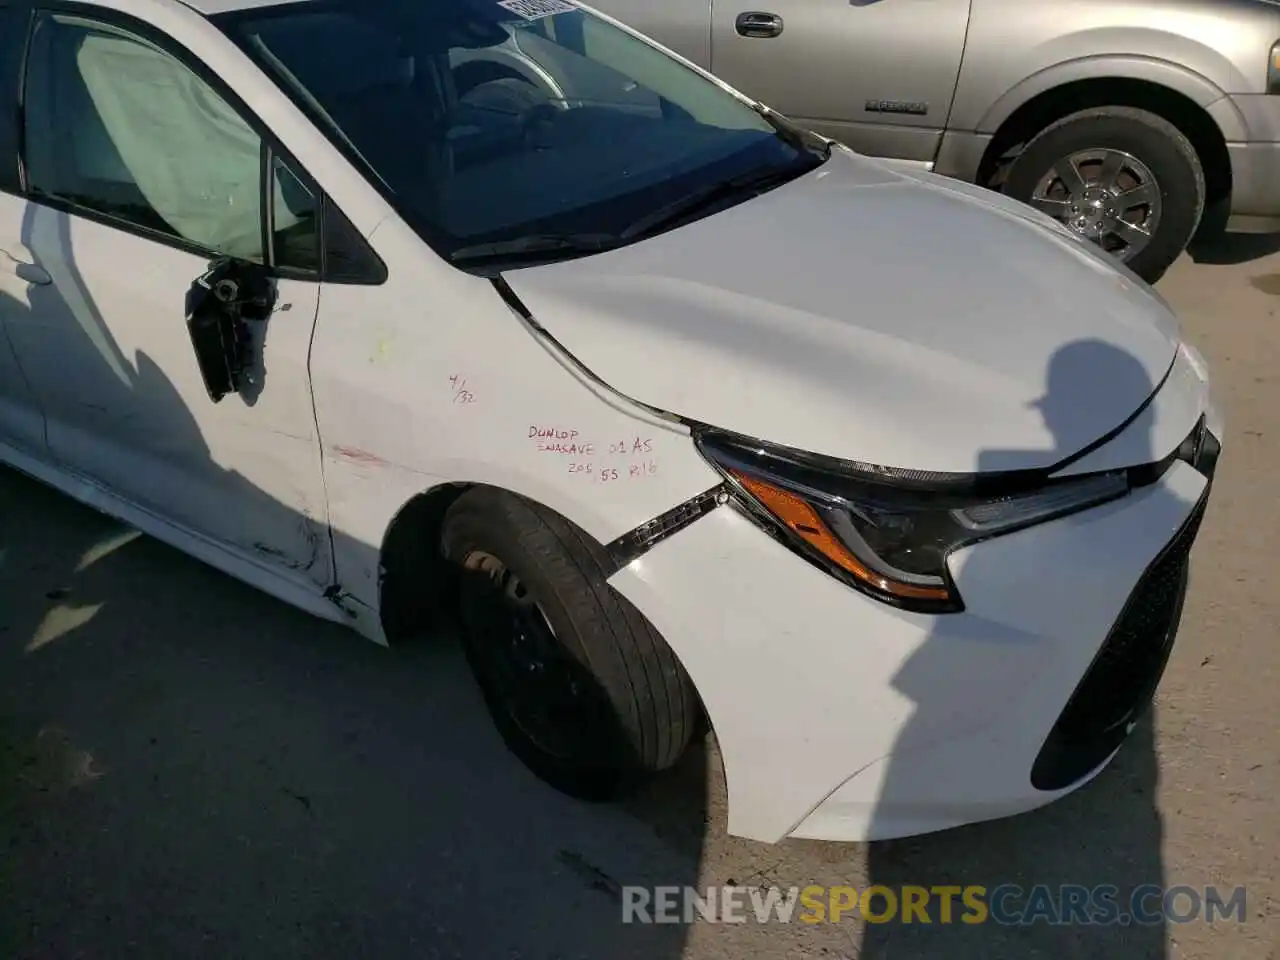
[859,339,1187,959]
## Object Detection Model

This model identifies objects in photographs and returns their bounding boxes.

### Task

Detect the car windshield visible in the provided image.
[212,0,827,268]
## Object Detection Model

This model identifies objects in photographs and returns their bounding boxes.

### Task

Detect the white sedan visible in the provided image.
[0,0,1221,843]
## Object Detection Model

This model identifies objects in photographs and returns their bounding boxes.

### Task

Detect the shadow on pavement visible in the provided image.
[860,339,1174,959]
[1187,204,1280,267]
[856,722,1165,958]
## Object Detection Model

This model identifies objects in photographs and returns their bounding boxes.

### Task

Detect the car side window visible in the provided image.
[23,11,318,271]
[0,3,26,195]
[270,152,321,273]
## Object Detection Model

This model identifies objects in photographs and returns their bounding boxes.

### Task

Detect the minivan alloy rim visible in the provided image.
[1030,148,1162,261]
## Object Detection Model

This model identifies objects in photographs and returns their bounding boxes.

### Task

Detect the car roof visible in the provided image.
[176,0,315,16]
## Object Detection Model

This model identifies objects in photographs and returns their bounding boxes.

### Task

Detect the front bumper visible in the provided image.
[609,355,1220,843]
[1030,480,1206,792]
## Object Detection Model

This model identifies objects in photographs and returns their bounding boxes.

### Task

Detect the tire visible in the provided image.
[441,487,698,800]
[1002,106,1205,283]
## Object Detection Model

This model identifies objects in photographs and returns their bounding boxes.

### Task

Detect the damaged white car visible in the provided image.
[0,0,1221,842]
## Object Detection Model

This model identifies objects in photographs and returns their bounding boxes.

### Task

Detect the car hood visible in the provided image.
[500,148,1182,474]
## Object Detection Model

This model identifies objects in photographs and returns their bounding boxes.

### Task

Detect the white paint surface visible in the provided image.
[0,0,1222,844]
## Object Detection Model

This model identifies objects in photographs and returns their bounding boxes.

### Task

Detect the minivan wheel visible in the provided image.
[1002,106,1205,283]
[441,487,698,800]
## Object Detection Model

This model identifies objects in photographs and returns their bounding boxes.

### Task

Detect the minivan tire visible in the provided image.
[1002,106,1205,284]
[442,487,698,800]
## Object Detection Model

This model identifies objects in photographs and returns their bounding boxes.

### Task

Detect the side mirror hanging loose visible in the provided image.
[184,257,275,403]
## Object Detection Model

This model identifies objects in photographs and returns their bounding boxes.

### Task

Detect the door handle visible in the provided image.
[735,11,784,38]
[1,249,52,285]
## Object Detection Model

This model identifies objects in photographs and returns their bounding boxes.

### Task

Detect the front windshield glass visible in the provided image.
[213,0,827,268]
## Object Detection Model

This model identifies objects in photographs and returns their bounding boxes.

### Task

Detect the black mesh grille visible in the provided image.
[1031,490,1208,791]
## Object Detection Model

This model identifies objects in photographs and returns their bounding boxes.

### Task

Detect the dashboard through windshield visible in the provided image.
[213,0,828,269]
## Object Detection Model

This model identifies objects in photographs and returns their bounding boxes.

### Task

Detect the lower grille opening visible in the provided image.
[1030,492,1208,792]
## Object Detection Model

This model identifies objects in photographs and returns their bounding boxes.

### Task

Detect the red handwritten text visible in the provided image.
[531,427,659,481]
[608,437,654,456]
[530,426,578,440]
[531,425,594,456]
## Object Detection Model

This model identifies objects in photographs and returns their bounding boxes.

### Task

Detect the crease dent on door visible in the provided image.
[6,9,335,585]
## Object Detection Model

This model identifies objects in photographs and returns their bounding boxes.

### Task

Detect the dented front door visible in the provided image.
[0,194,332,582]
[0,7,332,584]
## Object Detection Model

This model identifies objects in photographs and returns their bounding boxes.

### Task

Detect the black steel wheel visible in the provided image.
[442,487,698,800]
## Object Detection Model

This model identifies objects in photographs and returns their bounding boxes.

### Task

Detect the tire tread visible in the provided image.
[443,487,695,779]
[1005,105,1205,282]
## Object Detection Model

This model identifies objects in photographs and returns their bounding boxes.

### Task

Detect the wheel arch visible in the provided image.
[975,70,1236,212]
[974,56,1239,135]
[374,476,723,642]
[375,478,716,744]
[377,481,473,643]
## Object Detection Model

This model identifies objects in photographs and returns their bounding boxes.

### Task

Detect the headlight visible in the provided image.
[696,430,1130,613]
[1269,40,1280,94]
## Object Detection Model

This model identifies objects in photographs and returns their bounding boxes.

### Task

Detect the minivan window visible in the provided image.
[213,0,827,267]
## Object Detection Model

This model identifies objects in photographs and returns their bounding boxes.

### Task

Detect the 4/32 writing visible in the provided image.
[448,375,475,404]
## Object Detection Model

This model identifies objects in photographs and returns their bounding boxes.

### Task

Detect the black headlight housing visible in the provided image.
[696,417,1219,614]
[694,429,1147,614]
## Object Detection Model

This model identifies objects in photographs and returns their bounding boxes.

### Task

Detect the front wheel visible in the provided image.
[1002,106,1205,283]
[442,487,698,801]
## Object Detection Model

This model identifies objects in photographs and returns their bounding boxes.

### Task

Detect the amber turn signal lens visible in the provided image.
[731,471,952,603]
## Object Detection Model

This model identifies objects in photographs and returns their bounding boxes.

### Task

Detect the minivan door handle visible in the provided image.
[1,248,52,285]
[735,11,784,38]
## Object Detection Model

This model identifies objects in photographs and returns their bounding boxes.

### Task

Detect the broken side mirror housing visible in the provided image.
[184,257,276,403]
